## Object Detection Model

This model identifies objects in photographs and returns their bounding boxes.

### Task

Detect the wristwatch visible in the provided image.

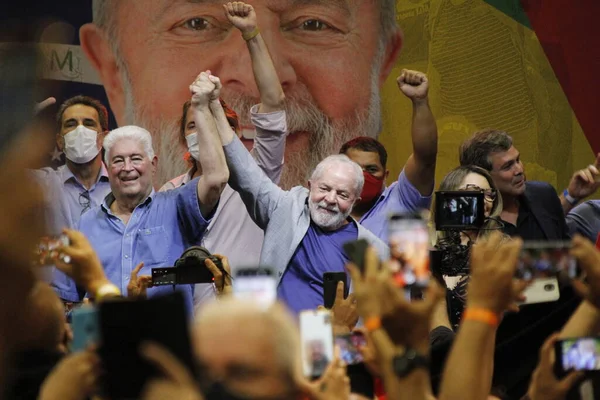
[392,348,430,378]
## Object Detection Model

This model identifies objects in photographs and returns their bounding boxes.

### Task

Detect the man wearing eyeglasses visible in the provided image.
[32,95,111,302]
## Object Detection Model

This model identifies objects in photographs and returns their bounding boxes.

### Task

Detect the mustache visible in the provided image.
[316,201,340,213]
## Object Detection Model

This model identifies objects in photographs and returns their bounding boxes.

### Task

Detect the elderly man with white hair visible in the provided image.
[78,72,229,312]
[207,88,388,314]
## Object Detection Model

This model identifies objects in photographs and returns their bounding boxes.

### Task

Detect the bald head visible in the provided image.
[193,299,301,398]
[14,282,65,352]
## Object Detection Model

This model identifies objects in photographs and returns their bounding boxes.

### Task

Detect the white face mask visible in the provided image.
[185,132,200,162]
[63,125,100,164]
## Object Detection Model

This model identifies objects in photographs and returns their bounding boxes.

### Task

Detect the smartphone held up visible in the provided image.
[388,213,431,297]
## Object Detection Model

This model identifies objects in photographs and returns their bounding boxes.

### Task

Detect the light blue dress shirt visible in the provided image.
[32,164,111,300]
[78,177,211,313]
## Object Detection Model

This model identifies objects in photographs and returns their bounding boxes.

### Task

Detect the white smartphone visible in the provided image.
[299,309,334,378]
[233,267,277,309]
[519,277,561,305]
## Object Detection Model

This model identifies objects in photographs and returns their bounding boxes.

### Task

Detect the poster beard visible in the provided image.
[120,57,383,190]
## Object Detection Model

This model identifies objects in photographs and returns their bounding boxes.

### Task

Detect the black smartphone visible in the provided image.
[343,239,369,274]
[555,337,600,377]
[434,191,485,230]
[323,272,348,309]
[98,292,196,399]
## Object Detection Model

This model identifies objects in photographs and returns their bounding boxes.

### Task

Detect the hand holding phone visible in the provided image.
[300,310,334,378]
[555,336,600,376]
[388,213,431,290]
[323,272,348,309]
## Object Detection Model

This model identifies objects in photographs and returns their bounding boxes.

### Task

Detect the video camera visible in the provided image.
[151,246,226,286]
[434,191,485,231]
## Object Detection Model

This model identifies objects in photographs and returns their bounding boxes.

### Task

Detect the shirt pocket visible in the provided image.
[135,226,170,267]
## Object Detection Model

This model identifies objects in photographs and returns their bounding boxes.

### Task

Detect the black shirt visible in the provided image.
[501,195,546,240]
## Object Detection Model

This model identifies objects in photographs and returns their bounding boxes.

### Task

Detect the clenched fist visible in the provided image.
[397,69,429,101]
[189,71,222,108]
[224,2,257,35]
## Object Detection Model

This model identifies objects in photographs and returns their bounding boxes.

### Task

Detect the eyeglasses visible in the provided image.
[79,191,91,215]
[463,184,497,201]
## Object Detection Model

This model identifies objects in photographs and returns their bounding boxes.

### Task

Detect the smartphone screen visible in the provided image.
[434,191,485,230]
[335,332,366,365]
[517,242,578,280]
[299,310,334,378]
[557,337,600,373]
[388,213,431,290]
[71,306,100,352]
[233,268,277,308]
[35,234,70,266]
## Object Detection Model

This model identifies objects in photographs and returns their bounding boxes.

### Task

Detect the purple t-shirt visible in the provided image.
[278,221,358,315]
[360,169,432,243]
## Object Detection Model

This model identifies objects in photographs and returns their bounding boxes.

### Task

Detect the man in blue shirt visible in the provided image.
[339,70,437,242]
[32,95,112,300]
[78,72,229,312]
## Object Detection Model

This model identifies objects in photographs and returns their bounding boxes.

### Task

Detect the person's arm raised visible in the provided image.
[209,80,285,229]
[224,2,285,113]
[190,72,230,218]
[560,235,600,338]
[438,232,528,400]
[398,69,438,197]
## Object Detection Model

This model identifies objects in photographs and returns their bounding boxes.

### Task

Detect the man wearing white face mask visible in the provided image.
[32,95,111,301]
[159,5,287,310]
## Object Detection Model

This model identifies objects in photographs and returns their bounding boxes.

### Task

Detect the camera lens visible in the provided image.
[544,284,555,291]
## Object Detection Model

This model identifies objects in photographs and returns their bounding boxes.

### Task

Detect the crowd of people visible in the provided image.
[3,1,600,400]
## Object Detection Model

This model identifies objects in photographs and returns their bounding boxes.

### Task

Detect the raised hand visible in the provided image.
[205,254,233,297]
[38,350,101,400]
[566,153,600,200]
[224,2,258,35]
[189,71,217,108]
[127,262,152,299]
[467,232,528,315]
[297,346,350,400]
[34,97,56,115]
[397,69,429,101]
[526,333,583,400]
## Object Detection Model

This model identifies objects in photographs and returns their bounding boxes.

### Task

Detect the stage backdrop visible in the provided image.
[3,0,599,197]
[382,0,600,197]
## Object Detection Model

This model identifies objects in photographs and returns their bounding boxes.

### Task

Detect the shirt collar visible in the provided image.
[60,162,110,185]
[101,189,155,213]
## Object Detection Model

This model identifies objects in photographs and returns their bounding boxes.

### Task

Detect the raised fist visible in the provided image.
[189,71,220,107]
[397,69,429,101]
[224,2,257,34]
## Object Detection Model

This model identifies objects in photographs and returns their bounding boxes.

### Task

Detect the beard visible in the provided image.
[120,63,382,189]
[308,198,352,231]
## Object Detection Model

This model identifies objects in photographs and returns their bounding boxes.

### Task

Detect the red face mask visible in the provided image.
[360,171,385,204]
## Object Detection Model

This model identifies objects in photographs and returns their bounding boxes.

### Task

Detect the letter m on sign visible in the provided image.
[50,49,73,72]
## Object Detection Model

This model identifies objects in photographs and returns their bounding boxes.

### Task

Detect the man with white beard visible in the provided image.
[80,0,402,188]
[207,83,388,314]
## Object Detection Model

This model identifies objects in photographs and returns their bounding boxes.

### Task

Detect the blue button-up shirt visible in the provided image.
[78,177,211,314]
[32,164,111,300]
[359,170,432,243]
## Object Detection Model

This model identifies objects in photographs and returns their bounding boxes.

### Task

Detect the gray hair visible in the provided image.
[196,299,302,380]
[310,154,365,197]
[103,125,155,165]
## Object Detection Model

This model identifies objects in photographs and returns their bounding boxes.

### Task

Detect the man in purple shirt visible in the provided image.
[340,70,438,242]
